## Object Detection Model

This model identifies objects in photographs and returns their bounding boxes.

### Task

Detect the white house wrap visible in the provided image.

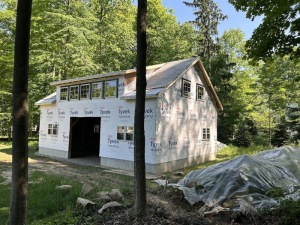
[35,57,223,174]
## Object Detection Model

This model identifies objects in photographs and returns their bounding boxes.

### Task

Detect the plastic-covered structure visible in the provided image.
[175,146,300,214]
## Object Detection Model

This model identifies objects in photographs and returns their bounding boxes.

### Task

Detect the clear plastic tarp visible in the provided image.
[169,146,300,215]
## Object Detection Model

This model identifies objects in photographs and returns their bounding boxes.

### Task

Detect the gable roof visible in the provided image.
[122,57,223,111]
[36,57,223,110]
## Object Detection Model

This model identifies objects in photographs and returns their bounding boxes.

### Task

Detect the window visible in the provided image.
[182,79,191,97]
[80,84,90,99]
[69,85,79,100]
[92,82,103,99]
[126,126,134,141]
[94,125,100,133]
[117,126,125,140]
[48,124,58,135]
[117,126,134,141]
[105,80,117,97]
[60,87,68,101]
[202,128,210,140]
[196,84,204,100]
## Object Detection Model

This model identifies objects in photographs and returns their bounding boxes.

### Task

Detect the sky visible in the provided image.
[161,0,263,40]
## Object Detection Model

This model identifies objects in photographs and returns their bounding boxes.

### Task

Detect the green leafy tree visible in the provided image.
[90,0,136,72]
[30,0,99,80]
[213,29,258,144]
[147,0,196,65]
[254,56,300,145]
[229,0,300,61]
[0,0,15,138]
[183,0,227,71]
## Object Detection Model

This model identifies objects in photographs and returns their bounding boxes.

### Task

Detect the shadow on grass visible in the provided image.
[0,140,39,158]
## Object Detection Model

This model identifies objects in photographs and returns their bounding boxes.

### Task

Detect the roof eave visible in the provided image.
[195,60,223,111]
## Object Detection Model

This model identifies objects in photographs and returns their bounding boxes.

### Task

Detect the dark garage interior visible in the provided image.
[69,117,101,158]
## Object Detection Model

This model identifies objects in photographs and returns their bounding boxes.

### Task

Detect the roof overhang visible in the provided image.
[35,92,56,106]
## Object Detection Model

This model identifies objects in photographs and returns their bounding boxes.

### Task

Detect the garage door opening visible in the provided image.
[69,117,101,158]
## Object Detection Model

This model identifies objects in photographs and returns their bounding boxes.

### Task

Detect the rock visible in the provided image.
[55,185,72,191]
[173,171,185,176]
[95,191,112,203]
[96,191,110,198]
[98,201,122,214]
[81,183,94,196]
[94,197,111,204]
[109,189,124,201]
[76,197,96,209]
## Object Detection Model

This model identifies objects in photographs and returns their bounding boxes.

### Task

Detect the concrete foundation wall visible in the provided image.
[101,152,216,174]
[39,147,69,159]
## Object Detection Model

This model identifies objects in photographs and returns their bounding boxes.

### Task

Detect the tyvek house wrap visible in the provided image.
[171,146,300,214]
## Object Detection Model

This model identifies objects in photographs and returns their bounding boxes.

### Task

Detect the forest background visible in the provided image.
[0,0,299,147]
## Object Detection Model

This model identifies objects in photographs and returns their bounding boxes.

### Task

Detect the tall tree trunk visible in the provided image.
[134,0,147,219]
[9,0,32,224]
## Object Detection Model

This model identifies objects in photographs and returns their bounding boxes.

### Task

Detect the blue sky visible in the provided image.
[161,0,262,40]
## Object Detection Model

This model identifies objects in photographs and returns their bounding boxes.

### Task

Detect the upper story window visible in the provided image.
[92,82,103,99]
[80,84,90,99]
[60,87,68,101]
[69,85,79,100]
[196,84,204,101]
[105,80,117,98]
[59,79,118,101]
[182,79,191,98]
[202,128,210,140]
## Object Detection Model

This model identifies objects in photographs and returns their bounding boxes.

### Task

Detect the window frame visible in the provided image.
[80,84,91,100]
[91,81,103,99]
[104,79,118,98]
[117,126,134,141]
[196,84,204,101]
[60,87,69,101]
[182,78,191,98]
[117,126,125,140]
[125,126,134,141]
[69,85,79,100]
[202,128,210,140]
[48,123,58,135]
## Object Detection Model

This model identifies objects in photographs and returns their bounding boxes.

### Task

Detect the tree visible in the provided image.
[228,0,300,61]
[30,0,99,80]
[0,0,16,139]
[183,0,227,71]
[146,0,196,65]
[254,56,300,145]
[9,0,32,224]
[89,0,136,72]
[134,0,147,219]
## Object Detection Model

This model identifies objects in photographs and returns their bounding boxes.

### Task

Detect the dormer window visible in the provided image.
[60,87,68,101]
[80,84,90,99]
[69,85,79,100]
[182,79,191,98]
[105,80,118,98]
[92,82,103,99]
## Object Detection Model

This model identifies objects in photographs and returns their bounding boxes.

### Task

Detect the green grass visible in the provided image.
[0,176,10,225]
[0,171,83,225]
[184,145,268,172]
[0,139,38,157]
[27,171,82,223]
